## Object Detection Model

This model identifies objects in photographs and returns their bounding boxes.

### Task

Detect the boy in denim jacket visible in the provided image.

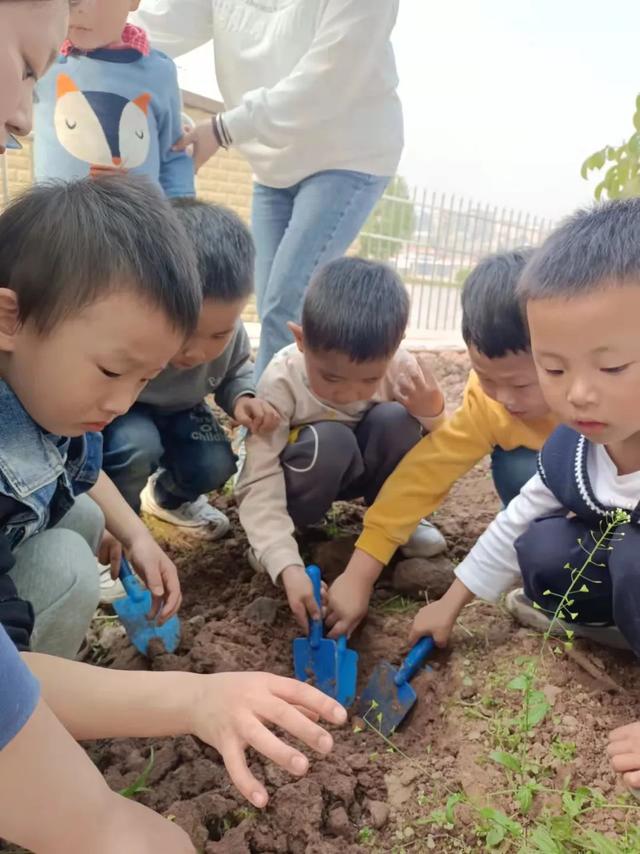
[0,175,201,657]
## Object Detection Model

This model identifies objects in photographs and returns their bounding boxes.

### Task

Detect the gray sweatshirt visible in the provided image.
[139,322,255,415]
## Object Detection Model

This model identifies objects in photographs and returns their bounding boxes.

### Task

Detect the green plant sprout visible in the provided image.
[323,504,342,539]
[423,509,640,851]
[357,826,376,844]
[119,748,155,800]
[377,595,420,615]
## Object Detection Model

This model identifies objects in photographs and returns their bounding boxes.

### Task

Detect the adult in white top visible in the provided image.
[132,0,404,375]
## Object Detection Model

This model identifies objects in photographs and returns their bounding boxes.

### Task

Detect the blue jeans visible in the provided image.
[252,169,390,377]
[491,445,538,506]
[102,403,237,513]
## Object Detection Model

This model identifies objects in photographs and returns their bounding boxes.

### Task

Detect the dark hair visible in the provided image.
[302,257,409,361]
[519,198,640,302]
[170,198,255,302]
[461,249,534,358]
[0,175,201,335]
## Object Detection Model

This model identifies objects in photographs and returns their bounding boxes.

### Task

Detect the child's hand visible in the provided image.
[127,533,182,622]
[233,396,281,434]
[98,530,122,578]
[191,671,347,807]
[395,352,444,418]
[607,722,640,789]
[409,599,458,647]
[325,570,375,639]
[281,565,326,632]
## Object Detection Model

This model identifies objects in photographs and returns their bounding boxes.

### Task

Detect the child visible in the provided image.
[102,198,279,540]
[406,199,640,652]
[0,174,201,658]
[403,199,640,797]
[235,257,447,630]
[33,0,194,197]
[325,250,557,638]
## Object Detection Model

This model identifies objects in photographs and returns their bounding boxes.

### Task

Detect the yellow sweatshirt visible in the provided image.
[357,370,557,564]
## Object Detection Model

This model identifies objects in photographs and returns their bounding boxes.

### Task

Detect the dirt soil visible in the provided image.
[12,350,640,853]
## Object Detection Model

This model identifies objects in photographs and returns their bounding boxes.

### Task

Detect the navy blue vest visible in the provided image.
[538,424,640,526]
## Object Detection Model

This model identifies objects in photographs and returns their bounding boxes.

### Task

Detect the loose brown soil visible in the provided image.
[9,351,640,853]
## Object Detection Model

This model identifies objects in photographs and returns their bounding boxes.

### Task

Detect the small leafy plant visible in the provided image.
[119,748,155,800]
[582,96,640,199]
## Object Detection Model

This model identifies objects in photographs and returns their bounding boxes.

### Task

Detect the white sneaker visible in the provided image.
[505,588,631,650]
[140,476,230,540]
[400,519,447,559]
[231,425,248,488]
[99,564,126,605]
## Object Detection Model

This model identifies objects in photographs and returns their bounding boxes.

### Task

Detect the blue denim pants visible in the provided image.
[491,445,538,506]
[102,403,237,513]
[252,169,390,377]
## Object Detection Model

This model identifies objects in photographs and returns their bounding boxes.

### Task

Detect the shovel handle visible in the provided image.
[119,557,145,603]
[394,636,435,687]
[306,565,323,648]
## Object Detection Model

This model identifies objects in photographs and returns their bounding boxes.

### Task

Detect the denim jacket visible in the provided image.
[0,381,103,549]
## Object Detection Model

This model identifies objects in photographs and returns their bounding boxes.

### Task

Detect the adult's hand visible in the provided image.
[173,120,220,172]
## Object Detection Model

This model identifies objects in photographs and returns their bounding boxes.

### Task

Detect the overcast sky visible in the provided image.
[174,0,640,221]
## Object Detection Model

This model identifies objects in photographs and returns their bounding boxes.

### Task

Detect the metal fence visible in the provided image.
[1,152,553,336]
[359,187,554,335]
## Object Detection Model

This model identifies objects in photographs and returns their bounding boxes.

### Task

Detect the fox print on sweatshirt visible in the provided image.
[34,46,194,198]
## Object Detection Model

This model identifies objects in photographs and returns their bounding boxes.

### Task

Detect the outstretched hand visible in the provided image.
[191,672,347,807]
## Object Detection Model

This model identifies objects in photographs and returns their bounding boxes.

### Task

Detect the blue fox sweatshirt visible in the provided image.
[34,47,194,198]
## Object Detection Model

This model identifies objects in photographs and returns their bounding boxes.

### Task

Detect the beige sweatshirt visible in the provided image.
[235,345,444,584]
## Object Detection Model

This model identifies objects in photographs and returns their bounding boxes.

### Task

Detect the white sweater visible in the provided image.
[132,0,404,187]
[456,442,640,603]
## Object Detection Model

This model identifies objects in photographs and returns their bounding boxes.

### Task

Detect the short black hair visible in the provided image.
[302,257,409,361]
[461,249,534,358]
[170,198,255,302]
[0,175,201,336]
[519,198,640,303]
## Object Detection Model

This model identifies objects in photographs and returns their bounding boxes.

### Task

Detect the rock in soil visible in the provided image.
[309,535,358,582]
[326,805,353,839]
[242,595,280,626]
[367,799,390,829]
[392,555,456,598]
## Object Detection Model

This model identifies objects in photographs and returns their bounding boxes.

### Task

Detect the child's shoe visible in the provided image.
[505,588,631,650]
[98,564,126,604]
[400,519,447,559]
[140,475,230,540]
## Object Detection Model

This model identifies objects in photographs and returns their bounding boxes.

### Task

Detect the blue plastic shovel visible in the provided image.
[336,635,359,708]
[113,557,181,655]
[356,636,435,736]
[293,565,338,697]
